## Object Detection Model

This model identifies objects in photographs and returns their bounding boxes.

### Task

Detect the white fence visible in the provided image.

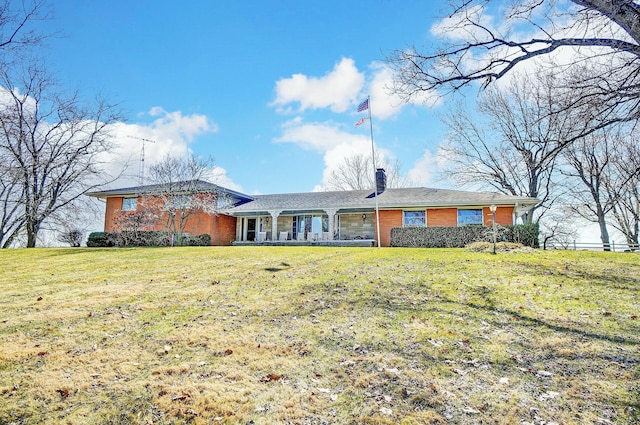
[546,241,639,252]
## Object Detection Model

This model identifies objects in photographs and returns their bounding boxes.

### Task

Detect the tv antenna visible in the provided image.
[127,136,157,186]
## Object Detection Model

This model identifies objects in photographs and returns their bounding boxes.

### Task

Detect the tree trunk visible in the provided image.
[597,212,611,251]
[26,223,37,248]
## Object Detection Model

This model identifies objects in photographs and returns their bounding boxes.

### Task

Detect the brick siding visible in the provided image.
[103,195,238,246]
[426,208,457,227]
[377,210,403,247]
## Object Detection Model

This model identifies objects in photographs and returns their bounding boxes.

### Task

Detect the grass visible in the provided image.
[0,246,638,425]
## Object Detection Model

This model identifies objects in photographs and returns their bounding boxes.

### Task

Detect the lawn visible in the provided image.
[0,247,638,425]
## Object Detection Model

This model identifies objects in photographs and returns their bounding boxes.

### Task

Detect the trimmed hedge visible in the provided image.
[87,231,212,247]
[390,223,539,248]
[86,232,117,247]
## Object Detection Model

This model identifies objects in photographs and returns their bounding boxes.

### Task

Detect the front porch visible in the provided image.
[231,239,376,247]
[233,211,377,244]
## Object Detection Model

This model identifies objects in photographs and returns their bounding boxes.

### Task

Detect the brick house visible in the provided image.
[87,171,538,247]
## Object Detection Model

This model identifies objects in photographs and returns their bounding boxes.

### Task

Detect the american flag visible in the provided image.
[357,98,369,112]
[355,117,368,127]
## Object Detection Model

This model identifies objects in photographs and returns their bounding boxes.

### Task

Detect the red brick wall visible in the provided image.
[104,197,125,232]
[103,195,237,245]
[181,210,214,235]
[483,206,514,226]
[426,208,457,227]
[376,210,403,247]
[210,214,237,246]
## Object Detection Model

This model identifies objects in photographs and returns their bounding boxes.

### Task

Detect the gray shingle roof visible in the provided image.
[86,180,539,215]
[225,187,539,215]
[86,180,253,203]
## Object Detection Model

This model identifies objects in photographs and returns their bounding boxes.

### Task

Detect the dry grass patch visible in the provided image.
[0,247,638,424]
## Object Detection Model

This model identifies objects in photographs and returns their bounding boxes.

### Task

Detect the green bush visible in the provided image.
[390,223,539,248]
[508,223,540,248]
[86,232,117,247]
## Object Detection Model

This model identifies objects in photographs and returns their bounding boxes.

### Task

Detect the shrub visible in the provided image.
[87,231,212,247]
[117,231,171,247]
[185,234,212,246]
[87,232,117,247]
[391,223,539,248]
[58,229,84,247]
[508,223,540,248]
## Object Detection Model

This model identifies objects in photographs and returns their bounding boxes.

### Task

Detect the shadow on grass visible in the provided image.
[440,296,639,347]
[264,262,291,272]
[515,260,640,290]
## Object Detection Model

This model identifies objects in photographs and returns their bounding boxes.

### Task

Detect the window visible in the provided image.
[122,197,137,211]
[403,210,426,227]
[458,209,483,226]
[292,214,328,239]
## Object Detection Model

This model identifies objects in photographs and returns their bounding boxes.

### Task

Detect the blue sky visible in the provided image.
[37,1,452,195]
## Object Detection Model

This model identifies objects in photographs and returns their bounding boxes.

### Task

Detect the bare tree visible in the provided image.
[388,0,640,129]
[440,71,574,222]
[605,134,640,248]
[539,205,580,250]
[0,67,121,247]
[0,1,50,246]
[146,154,228,246]
[0,0,51,65]
[0,155,23,247]
[561,129,616,249]
[325,153,408,191]
[561,124,640,250]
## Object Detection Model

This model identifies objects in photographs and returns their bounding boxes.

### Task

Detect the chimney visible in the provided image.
[375,168,386,194]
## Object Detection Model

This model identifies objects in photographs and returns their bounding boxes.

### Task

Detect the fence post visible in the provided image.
[612,241,615,252]
[573,240,576,251]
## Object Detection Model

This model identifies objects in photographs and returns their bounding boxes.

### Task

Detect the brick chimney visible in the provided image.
[375,168,386,194]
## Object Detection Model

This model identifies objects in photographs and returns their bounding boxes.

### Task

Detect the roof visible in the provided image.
[86,180,254,203]
[224,187,539,215]
[86,180,539,215]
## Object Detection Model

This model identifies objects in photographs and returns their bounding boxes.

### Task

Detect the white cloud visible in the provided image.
[210,165,244,192]
[269,58,445,190]
[406,147,452,188]
[102,108,240,190]
[369,62,442,119]
[368,62,403,119]
[275,116,361,152]
[275,118,394,191]
[271,57,365,113]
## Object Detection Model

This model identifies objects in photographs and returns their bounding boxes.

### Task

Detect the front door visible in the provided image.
[247,218,256,241]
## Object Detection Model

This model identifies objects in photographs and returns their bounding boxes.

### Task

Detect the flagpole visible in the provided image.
[366,97,381,248]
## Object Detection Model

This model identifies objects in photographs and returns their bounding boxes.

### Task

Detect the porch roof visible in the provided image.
[224,187,539,215]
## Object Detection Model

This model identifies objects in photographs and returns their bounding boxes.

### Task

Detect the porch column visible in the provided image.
[269,210,281,240]
[240,217,247,241]
[236,218,242,241]
[324,209,338,240]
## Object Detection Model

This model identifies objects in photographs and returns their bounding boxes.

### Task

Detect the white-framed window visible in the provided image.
[122,197,137,211]
[403,210,426,227]
[457,209,483,226]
